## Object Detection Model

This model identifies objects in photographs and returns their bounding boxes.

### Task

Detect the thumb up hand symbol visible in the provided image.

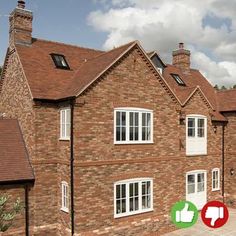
[176,203,195,223]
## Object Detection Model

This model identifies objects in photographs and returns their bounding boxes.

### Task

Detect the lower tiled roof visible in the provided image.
[217,90,236,112]
[0,119,34,184]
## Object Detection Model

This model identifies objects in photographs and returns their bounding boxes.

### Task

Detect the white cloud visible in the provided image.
[88,0,236,86]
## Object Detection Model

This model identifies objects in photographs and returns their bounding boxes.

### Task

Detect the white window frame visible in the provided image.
[157,67,163,74]
[114,108,153,144]
[60,108,71,140]
[186,114,207,155]
[212,168,220,191]
[61,181,69,213]
[114,178,153,218]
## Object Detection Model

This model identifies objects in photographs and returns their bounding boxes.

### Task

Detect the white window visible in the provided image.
[61,181,69,212]
[114,178,153,218]
[186,115,207,155]
[114,108,153,144]
[157,67,163,74]
[212,168,220,191]
[60,108,71,140]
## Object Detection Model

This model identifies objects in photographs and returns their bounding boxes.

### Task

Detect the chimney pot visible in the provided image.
[17,1,25,9]
[179,42,184,49]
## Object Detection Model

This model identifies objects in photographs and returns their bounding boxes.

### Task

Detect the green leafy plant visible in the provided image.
[0,196,23,232]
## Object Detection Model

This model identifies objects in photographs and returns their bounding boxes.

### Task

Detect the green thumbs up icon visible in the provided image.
[171,201,198,228]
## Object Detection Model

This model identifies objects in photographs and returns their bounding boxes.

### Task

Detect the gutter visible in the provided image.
[0,179,34,186]
[70,99,75,235]
[24,184,29,236]
[222,123,226,202]
[221,120,228,203]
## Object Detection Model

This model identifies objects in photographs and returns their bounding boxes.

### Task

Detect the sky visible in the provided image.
[0,0,236,87]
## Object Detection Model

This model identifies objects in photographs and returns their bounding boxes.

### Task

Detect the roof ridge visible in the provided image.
[166,64,199,72]
[84,41,137,63]
[32,37,104,53]
[72,41,138,76]
[217,88,236,93]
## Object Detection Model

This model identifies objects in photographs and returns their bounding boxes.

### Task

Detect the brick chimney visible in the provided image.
[9,1,33,48]
[172,43,190,74]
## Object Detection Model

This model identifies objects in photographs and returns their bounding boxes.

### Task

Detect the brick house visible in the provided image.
[0,1,236,235]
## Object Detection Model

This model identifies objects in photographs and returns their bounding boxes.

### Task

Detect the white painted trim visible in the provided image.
[114,108,153,144]
[59,138,70,141]
[115,107,153,112]
[59,107,71,140]
[186,170,207,210]
[114,178,153,218]
[186,170,207,174]
[212,168,220,191]
[60,207,69,213]
[186,115,207,156]
[157,67,163,74]
[61,181,69,213]
[187,114,207,118]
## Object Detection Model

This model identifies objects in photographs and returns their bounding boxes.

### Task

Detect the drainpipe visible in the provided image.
[24,184,29,236]
[70,99,75,235]
[222,124,225,203]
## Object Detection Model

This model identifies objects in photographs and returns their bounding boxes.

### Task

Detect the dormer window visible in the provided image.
[171,74,185,86]
[51,54,70,70]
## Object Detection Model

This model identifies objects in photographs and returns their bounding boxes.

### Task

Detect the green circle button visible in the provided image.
[171,201,198,228]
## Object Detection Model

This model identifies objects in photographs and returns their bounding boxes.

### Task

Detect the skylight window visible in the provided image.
[171,74,186,86]
[51,54,70,70]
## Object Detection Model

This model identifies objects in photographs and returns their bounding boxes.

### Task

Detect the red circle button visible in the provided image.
[201,201,229,228]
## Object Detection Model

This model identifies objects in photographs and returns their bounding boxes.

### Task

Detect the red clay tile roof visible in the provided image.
[162,64,228,121]
[0,119,34,183]
[10,38,235,117]
[217,89,236,112]
[163,65,217,108]
[15,38,137,100]
[16,38,104,100]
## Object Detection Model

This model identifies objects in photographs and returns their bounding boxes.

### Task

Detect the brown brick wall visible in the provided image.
[172,49,190,73]
[0,51,68,235]
[224,112,236,207]
[0,185,25,236]
[71,47,223,235]
[0,50,36,235]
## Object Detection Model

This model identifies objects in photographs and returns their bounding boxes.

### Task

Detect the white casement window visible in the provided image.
[212,168,220,191]
[114,178,153,218]
[60,108,71,140]
[61,181,69,212]
[186,115,207,155]
[114,108,153,144]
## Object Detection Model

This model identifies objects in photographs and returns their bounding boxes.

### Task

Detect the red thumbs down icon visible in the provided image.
[201,201,229,228]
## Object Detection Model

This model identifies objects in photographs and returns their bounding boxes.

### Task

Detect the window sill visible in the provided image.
[59,138,70,141]
[186,154,207,157]
[114,141,154,145]
[61,207,69,213]
[114,208,153,219]
[212,188,220,192]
